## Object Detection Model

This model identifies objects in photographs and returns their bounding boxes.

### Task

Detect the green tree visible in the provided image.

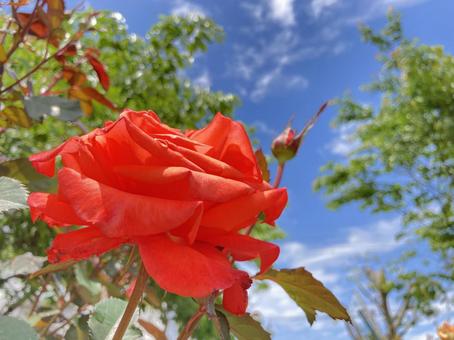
[347,267,446,340]
[314,11,454,259]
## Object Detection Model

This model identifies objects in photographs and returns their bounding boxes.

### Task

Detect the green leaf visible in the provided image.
[65,315,90,340]
[23,96,83,122]
[74,264,102,304]
[256,268,350,325]
[216,307,271,340]
[88,298,142,340]
[215,310,230,340]
[0,316,38,340]
[0,158,56,192]
[0,176,28,214]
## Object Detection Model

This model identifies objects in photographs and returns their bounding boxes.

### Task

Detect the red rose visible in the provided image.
[28,110,287,315]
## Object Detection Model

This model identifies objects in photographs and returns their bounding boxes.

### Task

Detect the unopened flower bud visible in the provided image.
[271,127,303,164]
[271,101,329,164]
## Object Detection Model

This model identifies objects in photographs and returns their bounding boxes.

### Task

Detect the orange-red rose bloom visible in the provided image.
[28,110,288,315]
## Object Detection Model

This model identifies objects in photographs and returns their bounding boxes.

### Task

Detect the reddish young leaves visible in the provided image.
[15,12,49,38]
[81,87,116,110]
[85,49,110,91]
[46,0,65,30]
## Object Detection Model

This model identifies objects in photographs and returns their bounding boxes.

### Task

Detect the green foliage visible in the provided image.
[314,11,454,255]
[0,316,38,340]
[88,298,142,340]
[250,222,286,240]
[79,11,240,128]
[256,268,350,324]
[347,267,447,340]
[216,307,271,340]
[159,292,218,339]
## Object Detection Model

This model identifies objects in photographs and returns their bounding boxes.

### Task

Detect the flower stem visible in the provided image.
[112,260,148,340]
[177,306,206,340]
[273,162,285,188]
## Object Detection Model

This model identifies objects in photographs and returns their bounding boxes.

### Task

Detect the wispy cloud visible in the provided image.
[193,70,211,90]
[311,0,340,18]
[251,120,279,137]
[327,122,362,156]
[232,20,311,101]
[268,0,296,26]
[247,217,403,337]
[279,217,402,269]
[250,68,308,101]
[171,0,207,18]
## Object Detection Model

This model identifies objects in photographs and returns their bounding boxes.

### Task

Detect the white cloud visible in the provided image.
[328,122,362,156]
[171,0,207,18]
[250,67,308,101]
[332,41,348,55]
[193,70,211,90]
[280,217,402,270]
[246,217,403,336]
[342,0,427,25]
[252,120,278,137]
[268,0,296,26]
[232,26,310,101]
[311,0,340,17]
[250,68,281,101]
[287,75,309,88]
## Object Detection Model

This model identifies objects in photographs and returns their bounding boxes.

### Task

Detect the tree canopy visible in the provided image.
[314,11,454,258]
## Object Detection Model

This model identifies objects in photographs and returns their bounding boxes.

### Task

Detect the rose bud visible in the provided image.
[271,101,328,165]
[271,126,303,164]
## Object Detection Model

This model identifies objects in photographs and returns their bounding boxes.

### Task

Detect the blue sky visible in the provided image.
[87,1,454,339]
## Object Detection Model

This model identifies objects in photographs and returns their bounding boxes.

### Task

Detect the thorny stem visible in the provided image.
[273,162,285,188]
[112,260,148,340]
[177,305,206,340]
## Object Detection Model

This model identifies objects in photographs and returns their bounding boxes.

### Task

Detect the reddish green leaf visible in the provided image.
[15,12,49,38]
[86,54,110,91]
[255,149,270,182]
[81,87,116,110]
[256,268,350,325]
[0,106,31,127]
[216,307,271,340]
[46,0,65,30]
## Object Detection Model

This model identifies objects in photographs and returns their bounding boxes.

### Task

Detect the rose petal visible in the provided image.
[189,113,262,181]
[58,168,202,238]
[29,138,80,177]
[199,232,279,274]
[47,227,126,263]
[222,271,252,315]
[138,234,238,297]
[201,188,288,231]
[28,192,86,227]
[113,165,255,202]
